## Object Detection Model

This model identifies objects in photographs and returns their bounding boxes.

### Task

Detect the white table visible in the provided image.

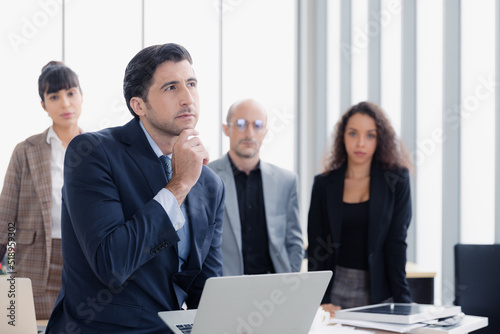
[310,315,488,334]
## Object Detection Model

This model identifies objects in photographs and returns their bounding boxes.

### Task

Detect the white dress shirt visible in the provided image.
[139,121,186,230]
[46,127,65,239]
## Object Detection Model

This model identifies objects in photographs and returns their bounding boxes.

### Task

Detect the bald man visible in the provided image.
[208,99,304,276]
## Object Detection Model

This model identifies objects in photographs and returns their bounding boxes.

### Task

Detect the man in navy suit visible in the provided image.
[46,43,225,333]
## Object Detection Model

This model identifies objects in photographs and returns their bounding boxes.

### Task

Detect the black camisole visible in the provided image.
[337,200,370,270]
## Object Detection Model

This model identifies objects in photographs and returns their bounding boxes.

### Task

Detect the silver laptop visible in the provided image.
[158,271,332,334]
[0,276,39,334]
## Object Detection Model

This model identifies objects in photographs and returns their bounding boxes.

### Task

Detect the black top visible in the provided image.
[229,155,275,274]
[337,200,370,270]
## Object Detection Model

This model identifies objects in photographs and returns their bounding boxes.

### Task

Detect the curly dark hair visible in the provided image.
[324,101,410,172]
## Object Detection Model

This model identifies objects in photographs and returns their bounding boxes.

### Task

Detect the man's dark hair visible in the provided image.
[123,43,193,118]
[38,61,82,103]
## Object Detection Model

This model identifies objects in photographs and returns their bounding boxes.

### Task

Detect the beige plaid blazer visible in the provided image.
[0,129,54,296]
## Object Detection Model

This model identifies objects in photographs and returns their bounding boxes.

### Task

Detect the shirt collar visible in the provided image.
[227,153,261,175]
[139,120,172,159]
[46,126,62,145]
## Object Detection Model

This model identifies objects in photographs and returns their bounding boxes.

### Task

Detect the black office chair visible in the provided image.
[454,244,500,334]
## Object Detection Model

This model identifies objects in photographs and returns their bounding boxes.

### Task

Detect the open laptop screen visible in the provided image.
[0,276,38,334]
[159,271,332,334]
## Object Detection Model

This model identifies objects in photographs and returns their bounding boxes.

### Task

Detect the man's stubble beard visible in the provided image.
[145,104,198,137]
[233,139,258,159]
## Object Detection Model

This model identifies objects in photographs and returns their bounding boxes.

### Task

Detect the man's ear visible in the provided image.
[222,124,230,137]
[130,97,146,117]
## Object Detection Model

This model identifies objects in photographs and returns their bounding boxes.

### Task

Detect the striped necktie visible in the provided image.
[159,155,172,182]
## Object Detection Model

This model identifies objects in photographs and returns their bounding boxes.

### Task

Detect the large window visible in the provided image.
[416,0,444,302]
[0,0,63,182]
[222,0,296,171]
[351,0,369,104]
[461,0,496,244]
[380,0,402,134]
[145,0,221,160]
[0,0,297,190]
[65,0,142,132]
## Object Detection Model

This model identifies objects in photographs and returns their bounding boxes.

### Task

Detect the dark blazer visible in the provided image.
[45,119,225,334]
[307,163,412,305]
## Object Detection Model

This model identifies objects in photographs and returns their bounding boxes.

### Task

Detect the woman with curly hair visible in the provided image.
[307,101,412,317]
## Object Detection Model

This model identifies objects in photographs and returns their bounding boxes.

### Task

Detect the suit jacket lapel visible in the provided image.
[120,120,167,196]
[260,161,274,211]
[121,119,184,259]
[120,120,209,274]
[260,162,277,242]
[26,130,52,263]
[26,134,52,222]
[326,165,346,245]
[368,165,387,251]
[324,164,389,253]
[219,154,242,251]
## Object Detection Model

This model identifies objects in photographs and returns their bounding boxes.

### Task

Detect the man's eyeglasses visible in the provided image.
[228,119,265,132]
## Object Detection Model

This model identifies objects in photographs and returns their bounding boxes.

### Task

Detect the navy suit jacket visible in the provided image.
[307,163,412,305]
[46,119,225,334]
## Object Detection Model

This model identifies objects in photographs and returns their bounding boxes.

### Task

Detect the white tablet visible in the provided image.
[335,303,462,324]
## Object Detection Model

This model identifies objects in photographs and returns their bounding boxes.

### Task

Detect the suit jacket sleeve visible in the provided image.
[383,168,412,303]
[307,174,335,304]
[286,174,304,272]
[63,133,180,287]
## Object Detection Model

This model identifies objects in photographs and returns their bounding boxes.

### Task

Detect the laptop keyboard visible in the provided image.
[176,323,193,334]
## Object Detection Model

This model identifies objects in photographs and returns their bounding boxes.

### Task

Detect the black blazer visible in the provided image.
[307,163,412,304]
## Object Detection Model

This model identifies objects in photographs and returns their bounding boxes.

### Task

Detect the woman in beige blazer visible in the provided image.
[0,61,83,319]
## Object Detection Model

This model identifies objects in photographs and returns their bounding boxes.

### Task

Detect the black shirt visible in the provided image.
[337,200,370,270]
[228,155,275,274]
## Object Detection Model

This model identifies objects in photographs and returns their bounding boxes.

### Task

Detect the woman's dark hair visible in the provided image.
[38,61,81,102]
[123,43,193,119]
[324,101,410,172]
